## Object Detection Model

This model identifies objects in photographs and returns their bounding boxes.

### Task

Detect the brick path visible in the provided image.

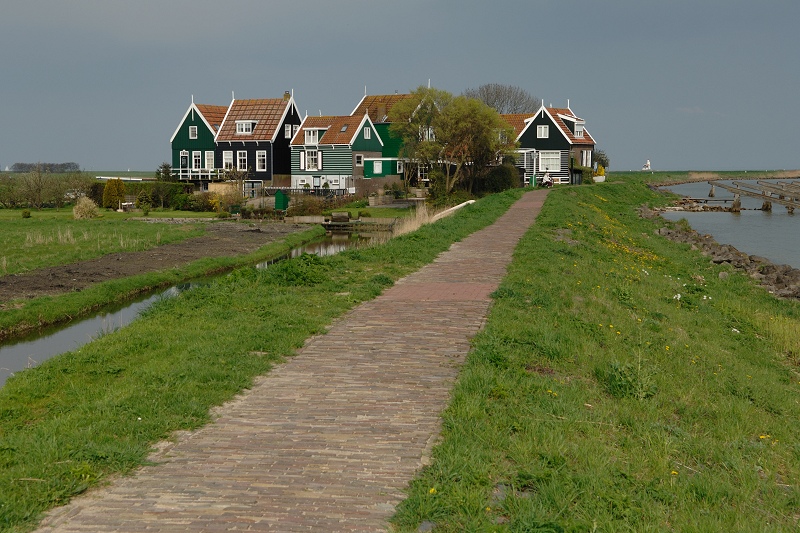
[37,190,547,532]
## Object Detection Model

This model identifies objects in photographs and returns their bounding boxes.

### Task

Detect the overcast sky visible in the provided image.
[1,0,797,172]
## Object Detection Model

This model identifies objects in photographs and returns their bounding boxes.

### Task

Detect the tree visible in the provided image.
[155,162,176,182]
[18,165,48,209]
[102,178,127,209]
[435,96,517,194]
[594,148,610,169]
[463,83,541,114]
[389,86,453,174]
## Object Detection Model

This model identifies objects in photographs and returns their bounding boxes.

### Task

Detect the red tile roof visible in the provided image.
[351,94,412,123]
[195,104,228,133]
[216,98,294,142]
[292,115,370,146]
[500,113,534,139]
[549,107,595,145]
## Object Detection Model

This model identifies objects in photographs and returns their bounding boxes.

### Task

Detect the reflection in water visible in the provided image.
[1,233,377,388]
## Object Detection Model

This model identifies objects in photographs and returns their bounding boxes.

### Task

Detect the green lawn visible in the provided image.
[391,173,800,531]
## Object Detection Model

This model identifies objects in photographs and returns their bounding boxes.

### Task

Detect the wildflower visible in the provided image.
[429,487,437,494]
[665,346,670,351]
[731,328,740,333]
[673,294,681,300]
[671,470,678,476]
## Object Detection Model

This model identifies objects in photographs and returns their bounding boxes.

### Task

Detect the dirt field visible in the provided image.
[0,220,309,304]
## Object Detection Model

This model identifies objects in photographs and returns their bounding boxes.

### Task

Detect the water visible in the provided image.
[0,233,375,388]
[659,180,800,268]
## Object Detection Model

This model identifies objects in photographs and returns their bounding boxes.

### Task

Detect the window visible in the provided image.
[397,160,404,174]
[236,121,255,134]
[293,124,300,136]
[306,150,318,170]
[374,160,383,174]
[192,151,202,170]
[223,151,233,170]
[539,151,561,172]
[363,127,371,139]
[419,125,435,141]
[205,151,214,170]
[189,126,198,139]
[285,124,292,139]
[575,124,584,138]
[256,150,267,172]
[305,129,318,144]
[237,150,247,171]
[537,125,549,138]
[340,124,348,133]
[355,154,364,167]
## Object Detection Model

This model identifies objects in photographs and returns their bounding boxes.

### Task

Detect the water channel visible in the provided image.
[659,180,800,269]
[0,233,373,388]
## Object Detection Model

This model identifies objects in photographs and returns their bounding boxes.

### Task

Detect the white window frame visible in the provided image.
[537,125,549,138]
[285,124,292,139]
[306,149,319,171]
[189,126,198,139]
[539,150,561,172]
[374,160,383,174]
[355,154,364,167]
[575,124,584,138]
[236,121,255,134]
[223,151,233,170]
[305,129,318,144]
[192,151,202,170]
[397,160,404,174]
[363,127,371,139]
[205,151,214,170]
[237,150,248,171]
[256,150,267,172]
[293,124,299,136]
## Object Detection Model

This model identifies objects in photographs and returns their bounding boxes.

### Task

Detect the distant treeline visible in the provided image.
[10,162,81,173]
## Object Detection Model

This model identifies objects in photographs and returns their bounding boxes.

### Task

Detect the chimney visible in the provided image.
[283,91,291,101]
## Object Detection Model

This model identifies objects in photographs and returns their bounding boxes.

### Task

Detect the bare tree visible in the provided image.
[463,84,541,114]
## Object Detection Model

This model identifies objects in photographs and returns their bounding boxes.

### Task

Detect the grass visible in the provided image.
[0,189,522,532]
[0,211,208,275]
[390,173,800,531]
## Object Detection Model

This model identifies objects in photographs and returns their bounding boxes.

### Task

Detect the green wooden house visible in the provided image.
[290,114,383,191]
[170,99,227,185]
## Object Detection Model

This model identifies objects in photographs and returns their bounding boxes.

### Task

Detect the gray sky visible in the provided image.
[1,0,797,172]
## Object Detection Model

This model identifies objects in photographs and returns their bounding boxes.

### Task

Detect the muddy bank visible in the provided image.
[640,206,800,300]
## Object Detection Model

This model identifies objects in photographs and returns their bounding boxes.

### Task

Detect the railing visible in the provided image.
[172,169,226,181]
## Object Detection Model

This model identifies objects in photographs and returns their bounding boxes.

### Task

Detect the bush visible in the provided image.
[477,163,519,195]
[21,209,31,219]
[73,197,100,219]
[216,211,231,219]
[595,163,605,177]
[287,195,325,216]
[102,178,127,209]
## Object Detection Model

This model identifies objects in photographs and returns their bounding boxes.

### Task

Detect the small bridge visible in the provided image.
[707,180,800,213]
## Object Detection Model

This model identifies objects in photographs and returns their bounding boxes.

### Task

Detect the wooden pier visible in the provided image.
[707,180,800,213]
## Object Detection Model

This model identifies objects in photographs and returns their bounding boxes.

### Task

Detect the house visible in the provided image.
[502,104,595,186]
[350,93,413,188]
[170,99,228,185]
[214,92,302,195]
[289,114,384,193]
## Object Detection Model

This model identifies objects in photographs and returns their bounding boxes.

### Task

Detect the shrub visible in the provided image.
[216,211,231,219]
[477,163,519,195]
[595,163,605,176]
[21,209,31,219]
[72,196,100,219]
[287,195,325,216]
[102,178,127,209]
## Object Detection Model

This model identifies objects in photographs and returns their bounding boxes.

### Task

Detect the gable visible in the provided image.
[216,98,298,143]
[170,103,226,144]
[351,93,413,123]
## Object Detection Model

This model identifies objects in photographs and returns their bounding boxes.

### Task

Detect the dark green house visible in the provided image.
[170,100,228,187]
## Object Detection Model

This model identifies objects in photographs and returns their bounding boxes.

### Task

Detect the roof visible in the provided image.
[195,104,228,133]
[350,93,412,123]
[216,98,296,142]
[291,114,380,146]
[503,106,595,146]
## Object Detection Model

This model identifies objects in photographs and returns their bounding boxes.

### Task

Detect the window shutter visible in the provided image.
[318,151,323,170]
[299,151,306,170]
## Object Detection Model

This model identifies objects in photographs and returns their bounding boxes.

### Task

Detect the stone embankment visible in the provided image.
[639,206,800,300]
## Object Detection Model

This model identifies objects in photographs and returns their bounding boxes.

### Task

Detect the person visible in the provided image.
[541,173,553,188]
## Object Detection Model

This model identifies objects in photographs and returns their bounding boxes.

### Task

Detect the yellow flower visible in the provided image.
[429,487,437,494]
[665,346,670,351]
[671,470,678,476]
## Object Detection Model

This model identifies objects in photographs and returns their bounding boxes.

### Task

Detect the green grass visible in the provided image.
[0,211,210,276]
[0,189,523,532]
[390,173,800,531]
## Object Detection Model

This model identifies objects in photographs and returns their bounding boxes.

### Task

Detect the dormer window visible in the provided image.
[236,121,256,134]
[305,129,319,144]
[575,124,584,138]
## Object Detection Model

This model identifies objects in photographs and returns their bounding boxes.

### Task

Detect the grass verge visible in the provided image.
[390,174,800,531]
[0,190,522,532]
